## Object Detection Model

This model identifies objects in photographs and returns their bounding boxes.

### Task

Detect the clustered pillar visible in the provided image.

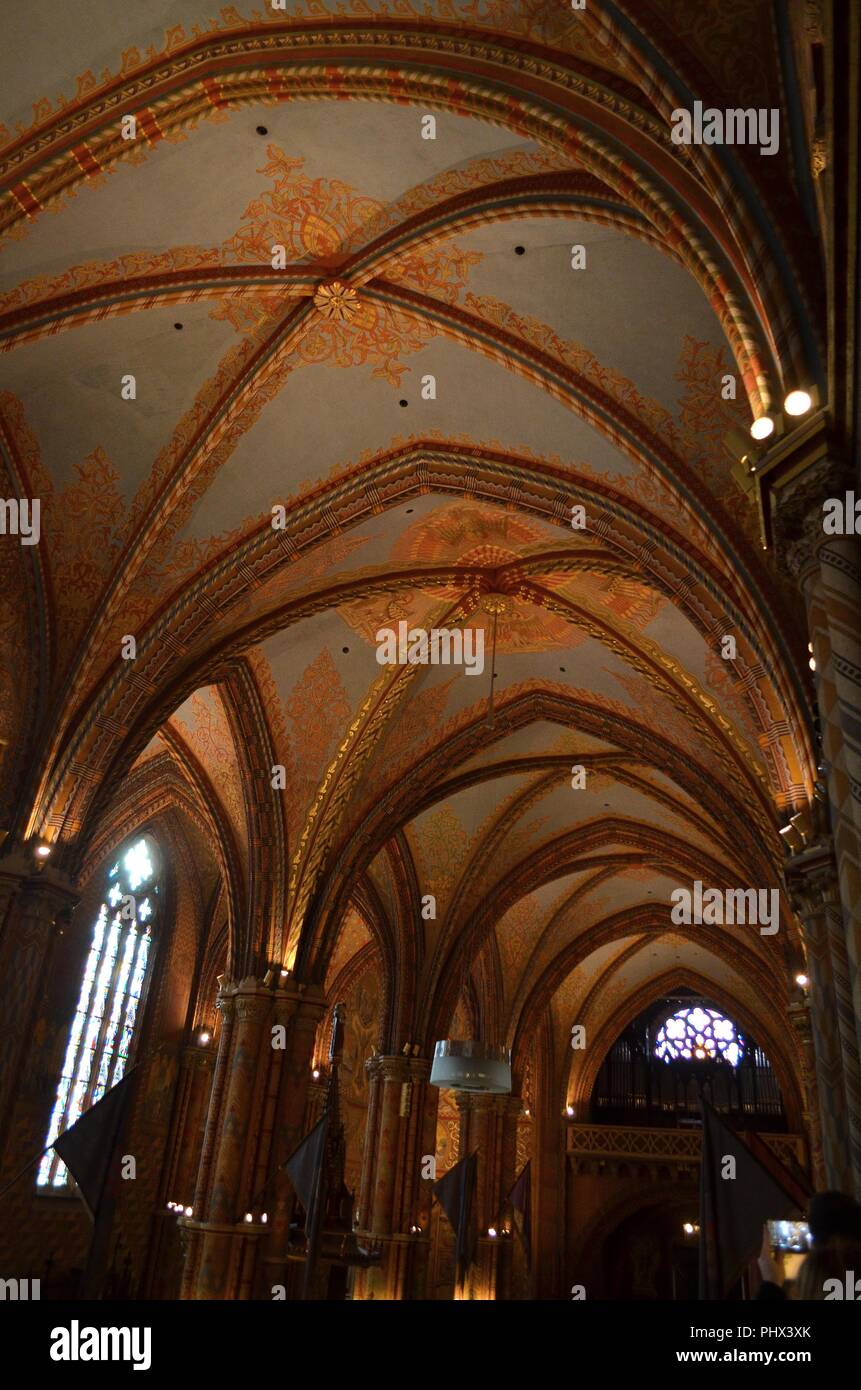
[455,1092,522,1300]
[0,855,77,1170]
[180,976,325,1299]
[353,1053,433,1299]
[769,436,861,1200]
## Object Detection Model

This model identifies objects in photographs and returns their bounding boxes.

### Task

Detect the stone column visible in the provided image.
[141,1042,214,1297]
[800,560,861,1198]
[787,842,856,1189]
[819,531,861,1099]
[817,531,861,850]
[181,978,271,1299]
[0,857,77,1168]
[167,1045,216,1206]
[764,430,861,1196]
[254,983,326,1298]
[787,996,828,1190]
[352,1054,433,1300]
[456,1092,521,1300]
[804,548,861,1076]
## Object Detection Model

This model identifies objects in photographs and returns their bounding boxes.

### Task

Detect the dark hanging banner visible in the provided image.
[507,1159,532,1269]
[699,1101,801,1299]
[53,1070,137,1222]
[433,1150,478,1282]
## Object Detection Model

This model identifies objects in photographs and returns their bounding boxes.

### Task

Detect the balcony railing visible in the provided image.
[567,1123,806,1171]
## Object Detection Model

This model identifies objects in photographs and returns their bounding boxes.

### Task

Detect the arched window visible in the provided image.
[37,835,160,1187]
[654,1005,743,1068]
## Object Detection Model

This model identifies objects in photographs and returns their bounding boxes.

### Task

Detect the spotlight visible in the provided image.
[34,843,52,859]
[683,1222,695,1235]
[750,415,774,441]
[790,809,812,843]
[784,389,813,417]
[779,823,804,852]
[196,1027,211,1046]
[280,967,289,978]
[184,1206,193,1217]
[488,1226,498,1238]
[312,1067,320,1080]
[261,1212,268,1223]
[244,1212,253,1223]
[795,973,809,987]
[565,1104,574,1117]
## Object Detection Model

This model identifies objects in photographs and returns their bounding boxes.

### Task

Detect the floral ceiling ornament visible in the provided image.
[313,280,359,321]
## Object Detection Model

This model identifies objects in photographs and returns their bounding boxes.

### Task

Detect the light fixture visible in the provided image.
[34,842,52,859]
[795,973,809,987]
[312,1067,320,1080]
[750,415,774,441]
[482,595,510,730]
[244,1212,253,1223]
[488,1226,498,1239]
[184,1206,193,1217]
[779,823,804,853]
[683,1222,695,1235]
[280,967,289,978]
[565,1104,574,1117]
[429,1040,511,1094]
[809,656,817,671]
[784,389,813,417]
[261,1212,268,1223]
[196,1025,211,1046]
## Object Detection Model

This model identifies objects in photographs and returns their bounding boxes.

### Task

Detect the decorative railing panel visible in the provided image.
[567,1124,806,1169]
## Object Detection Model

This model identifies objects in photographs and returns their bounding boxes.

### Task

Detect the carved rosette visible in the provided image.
[313,280,359,322]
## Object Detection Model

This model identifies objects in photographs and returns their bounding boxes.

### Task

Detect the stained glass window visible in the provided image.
[37,835,159,1188]
[654,1005,743,1068]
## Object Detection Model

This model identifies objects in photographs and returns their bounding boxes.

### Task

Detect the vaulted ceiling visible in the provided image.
[0,2,825,1113]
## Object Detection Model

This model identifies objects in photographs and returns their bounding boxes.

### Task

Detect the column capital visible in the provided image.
[181,1044,216,1074]
[787,996,813,1045]
[271,980,327,1028]
[406,1056,431,1083]
[234,993,271,1023]
[365,1053,414,1084]
[454,1090,519,1117]
[785,835,841,916]
[0,862,79,940]
[753,411,852,580]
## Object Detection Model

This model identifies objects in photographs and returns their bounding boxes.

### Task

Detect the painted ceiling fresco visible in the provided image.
[1,2,819,1108]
